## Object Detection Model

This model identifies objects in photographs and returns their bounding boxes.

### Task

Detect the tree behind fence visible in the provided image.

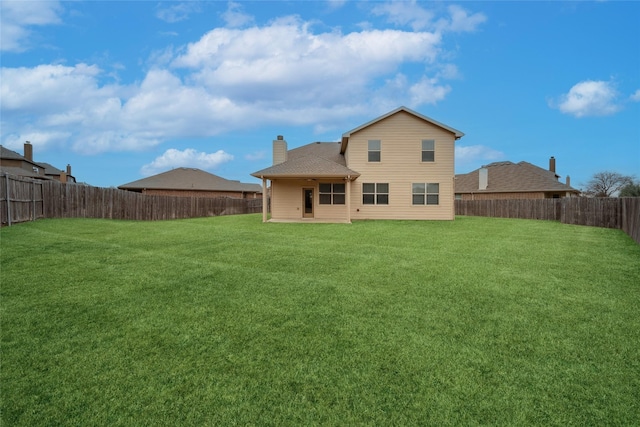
[1,174,262,225]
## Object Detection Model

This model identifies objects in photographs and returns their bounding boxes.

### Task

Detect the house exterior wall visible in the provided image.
[270,179,349,221]
[344,111,456,220]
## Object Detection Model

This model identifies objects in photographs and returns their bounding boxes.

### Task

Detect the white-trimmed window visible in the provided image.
[422,139,435,162]
[368,140,381,162]
[319,183,345,205]
[412,183,439,205]
[363,183,389,205]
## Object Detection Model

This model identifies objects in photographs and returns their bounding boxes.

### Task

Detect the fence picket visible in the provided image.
[1,174,262,226]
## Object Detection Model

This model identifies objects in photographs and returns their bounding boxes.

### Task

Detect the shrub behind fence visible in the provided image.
[1,174,262,226]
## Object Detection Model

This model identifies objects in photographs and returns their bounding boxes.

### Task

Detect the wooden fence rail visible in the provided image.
[455,198,640,244]
[3,174,639,245]
[1,174,261,226]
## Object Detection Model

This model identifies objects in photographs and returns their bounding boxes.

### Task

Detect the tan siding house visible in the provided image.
[251,106,464,222]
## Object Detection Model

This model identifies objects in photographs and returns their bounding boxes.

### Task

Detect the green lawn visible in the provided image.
[1,215,639,426]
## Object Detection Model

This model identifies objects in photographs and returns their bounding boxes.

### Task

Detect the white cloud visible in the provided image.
[409,77,451,106]
[156,2,201,23]
[442,5,487,33]
[221,1,254,28]
[1,9,479,155]
[172,20,442,108]
[630,89,640,102]
[554,80,621,118]
[456,145,505,169]
[141,148,234,176]
[372,1,435,31]
[372,2,486,33]
[0,1,63,52]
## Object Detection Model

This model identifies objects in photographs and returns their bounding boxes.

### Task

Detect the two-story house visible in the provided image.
[251,106,464,222]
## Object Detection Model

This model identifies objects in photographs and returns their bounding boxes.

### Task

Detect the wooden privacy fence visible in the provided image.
[455,198,640,244]
[1,174,262,226]
[1,174,45,226]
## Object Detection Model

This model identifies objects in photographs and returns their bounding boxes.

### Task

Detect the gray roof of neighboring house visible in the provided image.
[251,142,360,179]
[0,145,52,179]
[38,162,64,175]
[119,168,262,193]
[455,161,580,194]
[0,145,26,160]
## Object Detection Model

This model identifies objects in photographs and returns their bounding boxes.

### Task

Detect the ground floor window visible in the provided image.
[412,183,439,205]
[363,183,389,205]
[319,183,345,205]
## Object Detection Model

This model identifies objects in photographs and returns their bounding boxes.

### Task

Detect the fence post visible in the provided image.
[5,173,12,226]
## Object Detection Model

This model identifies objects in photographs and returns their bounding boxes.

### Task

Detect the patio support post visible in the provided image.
[346,175,351,223]
[261,177,268,223]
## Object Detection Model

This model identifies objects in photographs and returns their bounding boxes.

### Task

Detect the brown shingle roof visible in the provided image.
[252,142,360,179]
[455,161,579,194]
[119,168,262,193]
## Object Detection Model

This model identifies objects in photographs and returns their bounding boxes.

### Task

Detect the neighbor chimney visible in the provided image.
[24,141,33,162]
[273,135,287,165]
[549,156,556,173]
[566,175,571,187]
[479,167,488,190]
[66,164,72,176]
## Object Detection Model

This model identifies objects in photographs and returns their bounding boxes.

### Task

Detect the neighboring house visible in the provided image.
[0,142,76,183]
[251,106,464,222]
[119,168,262,199]
[454,158,579,200]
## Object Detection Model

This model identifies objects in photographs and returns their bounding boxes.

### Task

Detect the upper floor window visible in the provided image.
[319,183,345,205]
[422,139,435,162]
[363,183,389,205]
[412,183,439,205]
[368,140,381,162]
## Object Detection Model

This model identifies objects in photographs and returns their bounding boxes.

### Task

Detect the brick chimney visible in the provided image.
[549,156,556,173]
[24,141,33,161]
[479,166,488,190]
[566,175,571,187]
[66,164,72,176]
[273,135,287,165]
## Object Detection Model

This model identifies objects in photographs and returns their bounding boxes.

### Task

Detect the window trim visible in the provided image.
[421,139,435,162]
[412,182,440,205]
[319,183,345,205]
[368,140,381,162]
[363,182,389,205]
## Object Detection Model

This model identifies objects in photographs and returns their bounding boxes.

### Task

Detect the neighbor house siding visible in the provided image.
[345,110,456,220]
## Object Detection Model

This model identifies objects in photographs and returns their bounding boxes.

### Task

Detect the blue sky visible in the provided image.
[1,1,638,189]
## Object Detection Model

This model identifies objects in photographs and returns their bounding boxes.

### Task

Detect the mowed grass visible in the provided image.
[1,215,639,426]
